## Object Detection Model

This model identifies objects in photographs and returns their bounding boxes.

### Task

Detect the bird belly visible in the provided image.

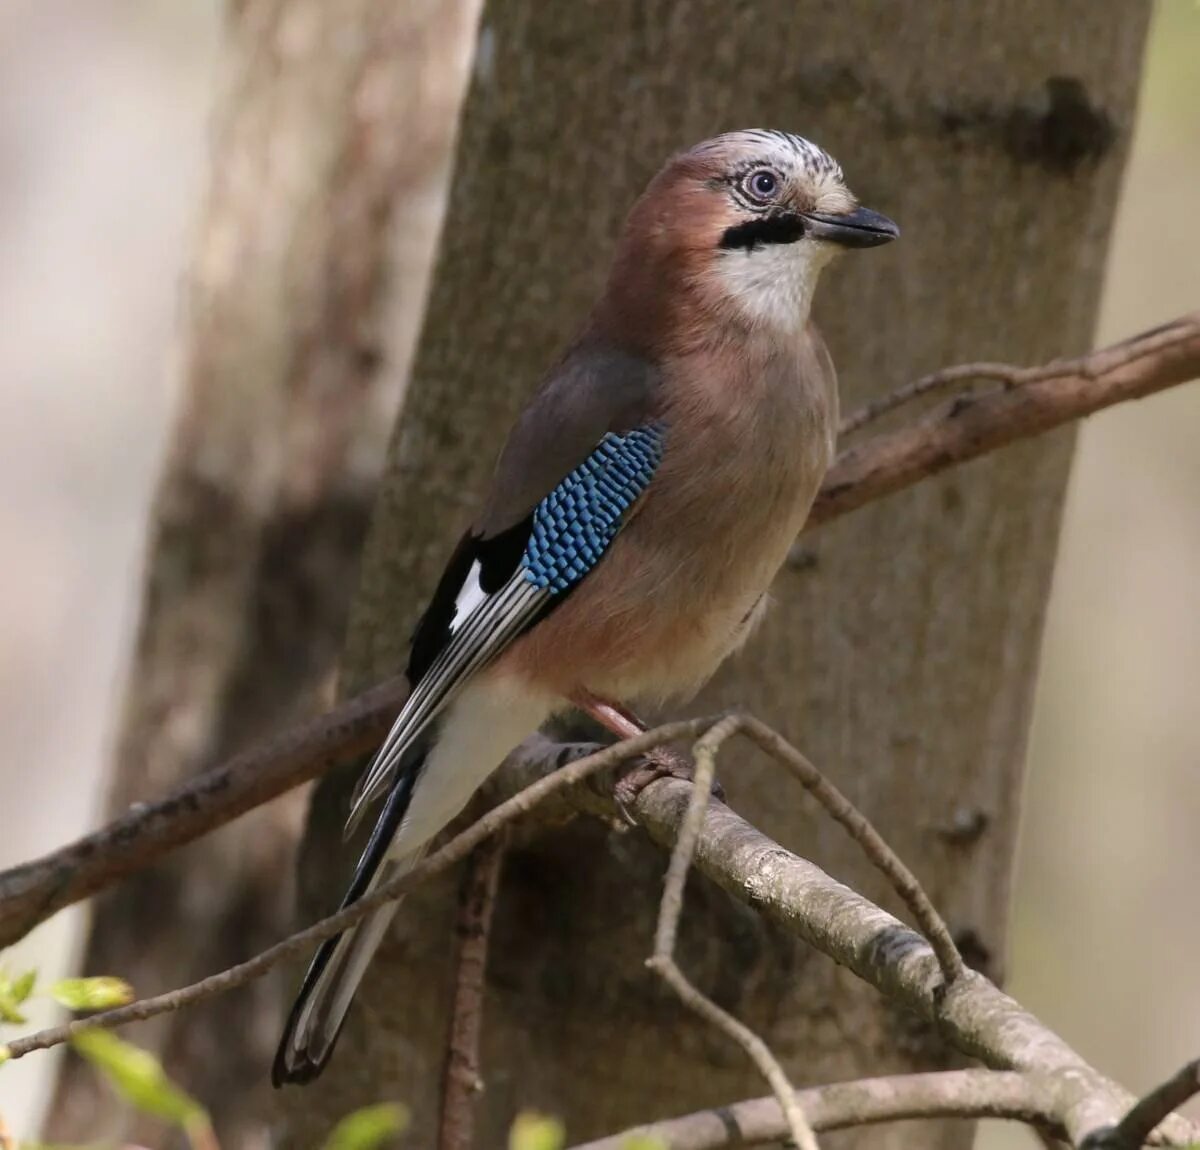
[586,596,768,703]
[505,479,812,706]
[585,544,787,703]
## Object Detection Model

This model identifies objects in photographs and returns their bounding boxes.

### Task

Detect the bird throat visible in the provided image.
[716,237,827,335]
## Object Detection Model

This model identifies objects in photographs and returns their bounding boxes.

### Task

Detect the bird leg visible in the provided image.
[569,691,720,818]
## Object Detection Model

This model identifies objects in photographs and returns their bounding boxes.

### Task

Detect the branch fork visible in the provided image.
[2,313,1199,1147]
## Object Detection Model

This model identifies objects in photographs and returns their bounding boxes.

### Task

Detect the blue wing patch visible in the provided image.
[522,424,664,594]
[346,422,664,832]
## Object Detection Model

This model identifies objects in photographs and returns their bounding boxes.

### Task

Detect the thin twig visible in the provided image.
[739,716,963,984]
[811,310,1200,526]
[648,716,820,1150]
[3,716,1197,1148]
[0,675,409,948]
[837,315,1199,437]
[569,1069,1061,1150]
[839,363,1019,435]
[604,770,1200,1147]
[1088,1058,1200,1150]
[0,719,712,1062]
[1,312,1197,950]
[643,711,961,1150]
[437,833,508,1150]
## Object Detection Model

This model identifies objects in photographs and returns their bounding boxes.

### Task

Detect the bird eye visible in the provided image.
[744,168,779,202]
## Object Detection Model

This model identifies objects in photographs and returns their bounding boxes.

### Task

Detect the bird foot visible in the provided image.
[566,690,724,822]
[612,746,724,824]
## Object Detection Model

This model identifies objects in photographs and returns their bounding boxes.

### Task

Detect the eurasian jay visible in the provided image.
[274,128,898,1085]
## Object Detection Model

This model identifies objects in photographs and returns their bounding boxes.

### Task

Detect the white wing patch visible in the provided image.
[451,559,488,627]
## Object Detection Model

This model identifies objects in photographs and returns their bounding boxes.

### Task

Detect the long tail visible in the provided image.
[272,764,422,1086]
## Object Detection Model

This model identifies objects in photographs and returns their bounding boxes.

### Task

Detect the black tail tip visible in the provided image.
[272,1041,331,1088]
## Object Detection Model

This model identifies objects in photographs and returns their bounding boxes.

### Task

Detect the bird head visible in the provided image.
[600,130,898,348]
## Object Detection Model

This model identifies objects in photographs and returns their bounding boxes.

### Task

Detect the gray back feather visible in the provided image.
[478,341,662,538]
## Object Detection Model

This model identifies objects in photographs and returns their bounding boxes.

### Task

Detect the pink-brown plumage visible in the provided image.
[501,321,837,703]
[275,129,896,1087]
[502,133,848,702]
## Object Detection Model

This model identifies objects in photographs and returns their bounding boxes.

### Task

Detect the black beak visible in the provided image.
[802,206,899,249]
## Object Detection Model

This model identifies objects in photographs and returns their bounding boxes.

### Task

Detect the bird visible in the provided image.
[273,128,898,1086]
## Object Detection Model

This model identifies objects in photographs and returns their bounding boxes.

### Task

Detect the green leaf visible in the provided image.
[50,977,135,1011]
[322,1102,409,1150]
[0,967,37,1025]
[0,1043,11,1066]
[509,1111,566,1150]
[0,995,26,1025]
[71,1029,205,1124]
[10,969,37,1005]
[620,1137,669,1150]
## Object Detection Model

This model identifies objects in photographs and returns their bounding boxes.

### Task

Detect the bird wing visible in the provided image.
[345,343,663,832]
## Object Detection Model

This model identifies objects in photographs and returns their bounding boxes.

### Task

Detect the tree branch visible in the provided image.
[1085,1059,1200,1150]
[0,312,1196,951]
[738,717,963,984]
[0,676,406,948]
[647,716,820,1150]
[525,733,1200,1148]
[810,311,1200,526]
[3,719,1196,1149]
[624,782,1197,1147]
[640,712,967,1150]
[0,721,709,1063]
[437,833,508,1150]
[837,315,1197,437]
[568,1069,1062,1150]
[576,1059,1200,1150]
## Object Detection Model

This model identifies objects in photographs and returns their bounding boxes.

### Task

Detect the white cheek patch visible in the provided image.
[717,240,832,334]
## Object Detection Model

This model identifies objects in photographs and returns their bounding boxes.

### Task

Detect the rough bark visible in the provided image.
[285,2,1149,1146]
[44,1,474,1144]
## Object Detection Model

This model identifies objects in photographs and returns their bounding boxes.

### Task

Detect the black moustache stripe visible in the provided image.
[719,214,807,251]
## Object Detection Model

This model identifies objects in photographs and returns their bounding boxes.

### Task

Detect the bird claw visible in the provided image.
[612,746,724,823]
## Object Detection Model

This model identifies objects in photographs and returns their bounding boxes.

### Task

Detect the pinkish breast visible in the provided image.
[503,323,838,704]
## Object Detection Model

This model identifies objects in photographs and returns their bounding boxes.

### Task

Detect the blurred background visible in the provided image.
[0,0,1196,1141]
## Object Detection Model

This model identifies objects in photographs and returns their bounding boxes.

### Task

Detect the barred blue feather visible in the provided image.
[523,425,665,593]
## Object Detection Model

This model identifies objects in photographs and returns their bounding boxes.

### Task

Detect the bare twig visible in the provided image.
[839,362,1020,436]
[811,310,1200,525]
[1,312,1196,950]
[738,716,963,984]
[641,713,960,1150]
[438,833,508,1150]
[0,719,712,1062]
[2,717,1196,1150]
[569,1069,1061,1150]
[837,314,1199,437]
[647,716,819,1150]
[606,772,1199,1148]
[0,675,409,948]
[1087,1058,1200,1150]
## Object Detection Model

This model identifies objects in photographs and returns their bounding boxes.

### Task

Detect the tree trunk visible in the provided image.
[285,2,1149,1145]
[44,1,475,1145]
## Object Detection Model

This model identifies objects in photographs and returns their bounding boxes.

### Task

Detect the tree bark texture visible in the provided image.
[286,3,1149,1146]
[44,1,475,1145]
